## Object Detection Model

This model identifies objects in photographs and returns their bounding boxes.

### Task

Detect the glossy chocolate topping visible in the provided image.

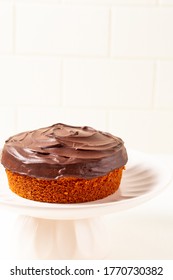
[1,123,128,179]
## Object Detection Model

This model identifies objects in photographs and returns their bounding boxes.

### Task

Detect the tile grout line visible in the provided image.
[4,51,173,61]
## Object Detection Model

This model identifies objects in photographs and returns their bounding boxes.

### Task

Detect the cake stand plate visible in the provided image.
[0,150,172,259]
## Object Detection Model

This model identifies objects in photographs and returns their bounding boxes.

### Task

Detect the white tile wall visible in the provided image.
[111,7,173,58]
[0,107,16,148]
[155,61,173,109]
[63,59,154,109]
[17,107,107,133]
[159,0,173,4]
[0,56,61,106]
[0,2,13,53]
[0,0,173,153]
[15,4,109,56]
[63,0,157,4]
[109,110,173,153]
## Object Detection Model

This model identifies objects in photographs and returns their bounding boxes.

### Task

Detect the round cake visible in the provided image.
[1,123,128,203]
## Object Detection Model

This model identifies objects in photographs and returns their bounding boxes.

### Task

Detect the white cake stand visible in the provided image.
[0,150,172,259]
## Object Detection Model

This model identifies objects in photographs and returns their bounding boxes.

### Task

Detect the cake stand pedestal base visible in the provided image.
[1,150,171,260]
[9,215,111,260]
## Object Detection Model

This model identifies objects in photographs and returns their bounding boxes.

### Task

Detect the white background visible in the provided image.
[0,0,173,262]
[0,0,173,153]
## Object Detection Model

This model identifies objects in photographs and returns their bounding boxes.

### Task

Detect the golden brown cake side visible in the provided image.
[6,167,124,203]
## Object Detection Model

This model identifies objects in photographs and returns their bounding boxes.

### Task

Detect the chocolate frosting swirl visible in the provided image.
[1,123,128,179]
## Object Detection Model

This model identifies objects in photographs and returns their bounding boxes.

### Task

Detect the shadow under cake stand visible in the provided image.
[0,150,172,259]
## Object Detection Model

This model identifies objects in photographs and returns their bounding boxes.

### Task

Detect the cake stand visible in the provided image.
[0,150,172,259]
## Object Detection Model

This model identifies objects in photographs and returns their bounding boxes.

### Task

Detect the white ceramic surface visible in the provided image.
[0,150,172,220]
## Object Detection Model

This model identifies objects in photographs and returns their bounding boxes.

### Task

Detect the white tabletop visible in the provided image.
[0,153,173,260]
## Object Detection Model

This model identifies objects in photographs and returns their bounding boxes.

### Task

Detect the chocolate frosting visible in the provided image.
[1,123,128,179]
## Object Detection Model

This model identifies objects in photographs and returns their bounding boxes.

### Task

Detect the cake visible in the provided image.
[1,123,128,203]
